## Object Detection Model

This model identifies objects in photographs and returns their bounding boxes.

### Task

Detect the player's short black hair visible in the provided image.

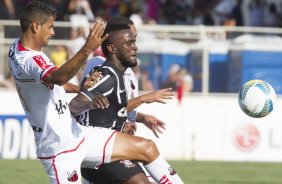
[107,16,134,27]
[101,17,131,57]
[19,0,57,33]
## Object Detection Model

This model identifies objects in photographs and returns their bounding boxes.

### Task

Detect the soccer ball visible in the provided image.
[238,79,277,118]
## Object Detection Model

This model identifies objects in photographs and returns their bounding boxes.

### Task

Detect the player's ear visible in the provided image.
[31,22,40,33]
[107,44,116,54]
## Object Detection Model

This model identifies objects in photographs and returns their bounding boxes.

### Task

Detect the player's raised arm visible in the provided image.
[44,21,108,86]
[127,88,174,112]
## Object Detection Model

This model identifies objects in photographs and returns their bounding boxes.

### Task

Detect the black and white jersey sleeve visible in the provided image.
[76,62,128,131]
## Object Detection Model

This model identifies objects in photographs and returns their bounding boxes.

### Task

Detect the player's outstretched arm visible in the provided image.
[136,112,166,138]
[127,88,174,112]
[43,20,108,86]
[69,93,109,116]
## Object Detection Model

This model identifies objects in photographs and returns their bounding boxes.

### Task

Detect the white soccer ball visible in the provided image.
[238,79,277,118]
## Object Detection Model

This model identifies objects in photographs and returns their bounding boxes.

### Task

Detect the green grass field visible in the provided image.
[0,159,282,184]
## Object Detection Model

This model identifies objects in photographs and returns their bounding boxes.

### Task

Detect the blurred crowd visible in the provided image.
[1,0,282,91]
[1,0,282,27]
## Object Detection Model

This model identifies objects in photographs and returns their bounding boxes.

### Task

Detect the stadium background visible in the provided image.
[1,0,282,183]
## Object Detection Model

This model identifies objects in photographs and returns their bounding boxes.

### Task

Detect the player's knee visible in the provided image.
[141,139,159,162]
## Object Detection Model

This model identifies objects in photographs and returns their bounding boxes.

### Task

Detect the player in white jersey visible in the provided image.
[9,2,184,184]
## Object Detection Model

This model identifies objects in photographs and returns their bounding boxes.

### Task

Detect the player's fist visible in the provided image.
[122,122,137,135]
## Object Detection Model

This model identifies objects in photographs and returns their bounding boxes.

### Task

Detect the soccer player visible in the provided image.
[83,16,172,138]
[77,16,173,184]
[8,1,184,184]
[69,16,184,184]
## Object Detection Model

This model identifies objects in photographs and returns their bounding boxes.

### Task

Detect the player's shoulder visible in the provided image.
[100,63,115,76]
[18,48,49,66]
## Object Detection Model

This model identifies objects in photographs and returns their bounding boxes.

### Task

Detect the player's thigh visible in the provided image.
[111,132,159,163]
[40,150,84,184]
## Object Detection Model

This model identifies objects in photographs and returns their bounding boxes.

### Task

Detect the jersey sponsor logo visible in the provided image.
[159,175,172,184]
[55,100,68,115]
[117,107,127,117]
[120,160,136,168]
[67,170,79,182]
[119,89,125,93]
[33,55,49,70]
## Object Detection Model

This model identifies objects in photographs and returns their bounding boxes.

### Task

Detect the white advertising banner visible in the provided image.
[1,89,282,162]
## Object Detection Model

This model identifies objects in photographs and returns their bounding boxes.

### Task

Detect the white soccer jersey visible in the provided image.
[8,39,85,157]
[83,57,139,121]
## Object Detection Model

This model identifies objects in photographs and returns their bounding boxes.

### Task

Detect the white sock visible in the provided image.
[144,155,184,184]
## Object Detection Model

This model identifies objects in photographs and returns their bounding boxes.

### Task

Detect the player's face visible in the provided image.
[39,16,55,47]
[115,29,138,68]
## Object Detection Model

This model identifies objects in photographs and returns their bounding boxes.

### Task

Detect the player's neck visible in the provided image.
[20,34,42,51]
[107,57,127,74]
[114,61,126,74]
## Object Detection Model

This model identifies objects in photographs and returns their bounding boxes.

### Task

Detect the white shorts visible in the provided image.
[40,126,117,184]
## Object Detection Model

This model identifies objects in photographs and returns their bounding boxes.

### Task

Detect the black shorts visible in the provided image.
[81,160,145,184]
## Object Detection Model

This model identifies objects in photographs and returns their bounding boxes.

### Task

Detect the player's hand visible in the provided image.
[141,88,174,104]
[83,20,108,54]
[81,71,103,90]
[142,115,166,138]
[91,95,109,109]
[122,122,137,135]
